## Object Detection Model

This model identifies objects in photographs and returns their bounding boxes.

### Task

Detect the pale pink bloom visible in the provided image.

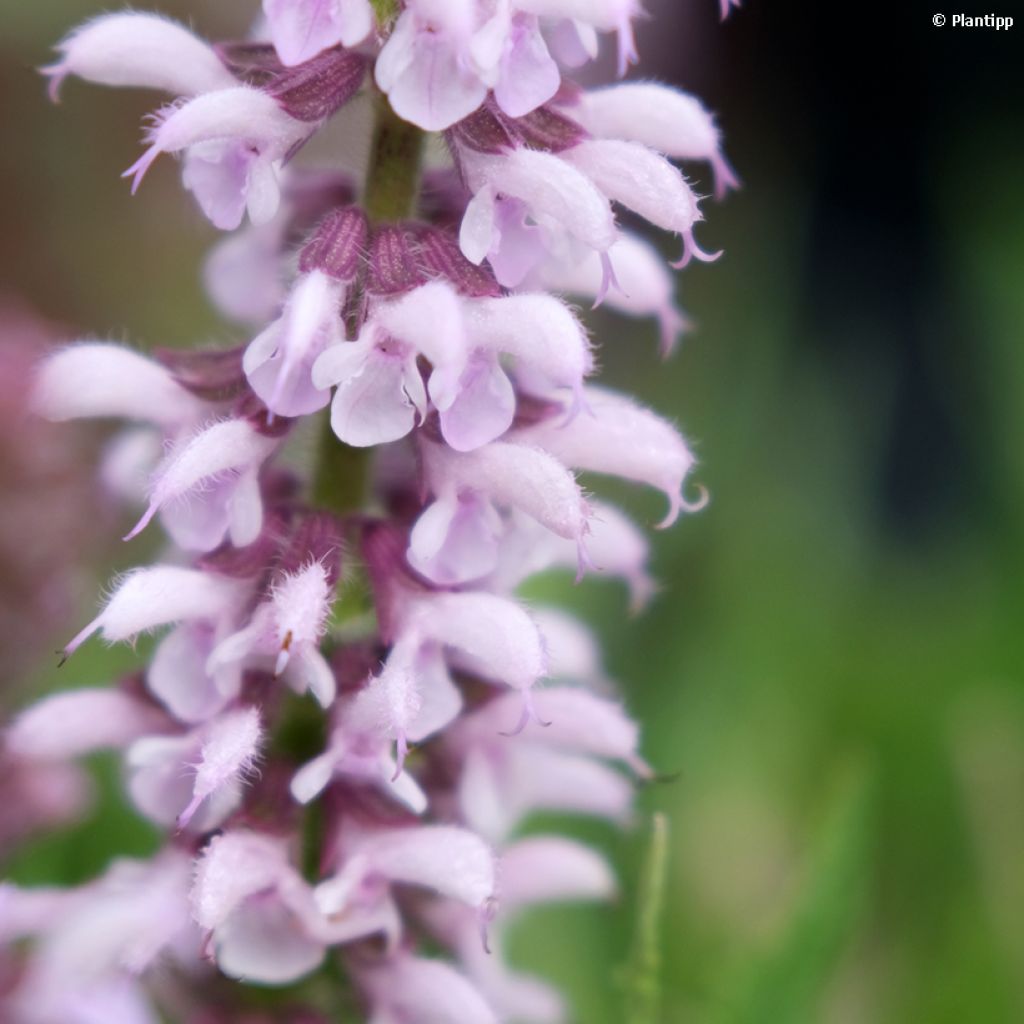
[33,343,204,429]
[204,219,289,325]
[193,831,396,985]
[243,206,367,418]
[332,821,496,911]
[489,500,655,611]
[147,621,245,724]
[63,565,249,660]
[429,836,614,1024]
[124,87,310,230]
[347,579,547,767]
[208,561,337,707]
[290,702,429,813]
[264,0,375,66]
[459,734,635,841]
[6,689,169,762]
[413,438,591,585]
[516,0,642,75]
[543,17,598,68]
[530,232,690,356]
[6,853,195,1024]
[244,270,344,418]
[568,82,739,199]
[529,607,608,685]
[513,385,707,528]
[449,686,642,839]
[0,756,91,849]
[561,139,721,268]
[346,628,464,770]
[125,706,262,831]
[193,832,328,984]
[375,0,539,132]
[458,146,617,281]
[123,418,280,551]
[375,0,487,131]
[489,11,561,118]
[34,343,271,552]
[405,590,547,693]
[43,12,236,100]
[454,104,720,276]
[344,286,591,453]
[194,824,492,986]
[407,488,504,586]
[312,281,465,447]
[356,951,498,1024]
[453,292,593,412]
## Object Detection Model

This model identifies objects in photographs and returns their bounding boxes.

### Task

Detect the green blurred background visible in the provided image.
[2,2,1023,1022]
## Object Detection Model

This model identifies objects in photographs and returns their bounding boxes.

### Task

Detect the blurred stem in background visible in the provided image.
[622,813,669,1024]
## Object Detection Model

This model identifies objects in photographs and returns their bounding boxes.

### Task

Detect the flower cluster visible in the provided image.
[3,2,736,1021]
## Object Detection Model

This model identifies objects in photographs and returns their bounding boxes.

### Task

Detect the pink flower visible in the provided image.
[43,12,236,100]
[125,87,310,230]
[512,385,708,528]
[355,951,498,1024]
[4,853,195,1024]
[209,561,337,707]
[312,281,464,447]
[427,836,615,1023]
[568,81,739,199]
[7,688,170,762]
[448,686,643,840]
[62,565,249,660]
[413,437,591,585]
[264,0,375,66]
[126,706,263,831]
[21,0,741,1015]
[244,270,344,418]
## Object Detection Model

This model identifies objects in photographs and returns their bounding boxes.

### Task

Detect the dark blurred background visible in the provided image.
[2,2,1023,1022]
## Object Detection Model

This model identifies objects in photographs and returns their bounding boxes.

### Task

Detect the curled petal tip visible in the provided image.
[659,307,693,360]
[575,536,597,584]
[122,500,159,543]
[684,483,711,513]
[479,896,499,955]
[500,690,551,736]
[711,153,742,200]
[671,229,724,271]
[592,250,622,310]
[40,63,66,103]
[122,146,160,195]
[656,483,710,529]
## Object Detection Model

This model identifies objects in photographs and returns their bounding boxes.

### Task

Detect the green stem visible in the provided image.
[362,93,427,224]
[370,0,401,30]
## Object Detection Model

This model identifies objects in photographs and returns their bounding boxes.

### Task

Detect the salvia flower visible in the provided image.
[7,1,739,1020]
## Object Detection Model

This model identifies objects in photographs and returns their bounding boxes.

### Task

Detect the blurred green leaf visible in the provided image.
[713,761,875,1024]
